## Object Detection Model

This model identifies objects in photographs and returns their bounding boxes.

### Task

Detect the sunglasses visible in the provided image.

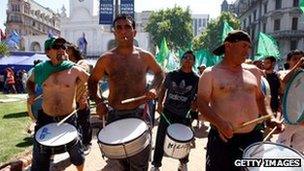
[52,44,67,50]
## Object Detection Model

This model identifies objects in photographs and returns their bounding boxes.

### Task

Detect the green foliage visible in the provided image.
[0,96,32,165]
[145,6,193,51]
[0,42,10,56]
[193,12,240,52]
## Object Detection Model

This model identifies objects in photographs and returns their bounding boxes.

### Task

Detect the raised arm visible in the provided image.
[282,57,304,84]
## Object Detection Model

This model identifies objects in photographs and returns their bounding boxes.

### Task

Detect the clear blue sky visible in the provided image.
[0,0,235,31]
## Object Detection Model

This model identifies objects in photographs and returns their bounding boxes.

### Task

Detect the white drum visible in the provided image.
[243,142,304,171]
[164,123,194,159]
[97,118,150,159]
[283,70,304,124]
[35,123,79,154]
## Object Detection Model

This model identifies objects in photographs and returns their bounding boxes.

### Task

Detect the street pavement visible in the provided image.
[41,113,279,171]
[50,114,210,171]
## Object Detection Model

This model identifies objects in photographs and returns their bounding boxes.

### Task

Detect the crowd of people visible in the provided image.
[21,14,304,171]
[0,67,28,94]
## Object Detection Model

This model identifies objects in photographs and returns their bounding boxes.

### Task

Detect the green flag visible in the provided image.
[156,37,170,67]
[300,0,304,13]
[195,49,221,68]
[255,32,280,60]
[165,52,180,71]
[222,21,234,42]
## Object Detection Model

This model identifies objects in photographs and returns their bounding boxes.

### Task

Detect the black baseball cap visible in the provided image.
[213,30,252,56]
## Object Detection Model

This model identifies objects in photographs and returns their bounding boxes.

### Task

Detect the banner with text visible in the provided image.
[120,0,134,18]
[99,0,114,25]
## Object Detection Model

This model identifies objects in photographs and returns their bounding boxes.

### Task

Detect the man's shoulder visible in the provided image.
[135,47,154,58]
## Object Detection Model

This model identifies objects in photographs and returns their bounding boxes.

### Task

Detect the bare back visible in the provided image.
[42,66,89,116]
[199,65,260,133]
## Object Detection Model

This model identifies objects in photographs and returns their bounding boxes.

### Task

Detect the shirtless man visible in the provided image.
[197,30,282,171]
[27,37,89,171]
[88,14,164,171]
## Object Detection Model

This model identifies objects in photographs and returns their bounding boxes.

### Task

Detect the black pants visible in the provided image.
[77,102,92,146]
[206,127,263,171]
[107,107,151,171]
[151,109,191,167]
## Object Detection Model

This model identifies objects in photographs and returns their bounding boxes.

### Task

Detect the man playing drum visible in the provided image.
[88,14,164,171]
[27,37,89,171]
[66,43,92,155]
[150,50,199,171]
[277,50,304,153]
[197,30,282,171]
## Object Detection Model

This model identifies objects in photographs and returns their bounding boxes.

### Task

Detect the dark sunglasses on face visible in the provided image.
[52,44,67,50]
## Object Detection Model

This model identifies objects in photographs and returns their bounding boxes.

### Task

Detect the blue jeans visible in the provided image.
[31,110,85,171]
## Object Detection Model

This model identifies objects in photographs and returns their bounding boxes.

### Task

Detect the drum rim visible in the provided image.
[166,123,194,143]
[282,69,304,124]
[97,118,149,146]
[34,123,78,147]
[242,141,304,158]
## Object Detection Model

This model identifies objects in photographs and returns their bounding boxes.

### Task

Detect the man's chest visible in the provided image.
[107,58,147,80]
[213,71,257,94]
[43,70,77,89]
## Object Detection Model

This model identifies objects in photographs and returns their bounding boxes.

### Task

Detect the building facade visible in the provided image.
[228,0,304,58]
[192,14,209,37]
[59,0,153,58]
[5,0,61,51]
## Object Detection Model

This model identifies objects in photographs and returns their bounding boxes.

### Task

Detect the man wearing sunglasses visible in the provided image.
[27,37,89,171]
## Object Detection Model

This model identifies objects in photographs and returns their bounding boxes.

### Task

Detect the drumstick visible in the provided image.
[249,118,284,157]
[56,109,79,126]
[263,118,284,141]
[102,115,105,128]
[25,94,42,102]
[234,114,272,132]
[121,95,146,104]
[34,94,43,101]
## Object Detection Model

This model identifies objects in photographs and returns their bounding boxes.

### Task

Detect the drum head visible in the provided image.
[35,123,78,147]
[243,142,304,171]
[98,118,148,145]
[283,70,304,124]
[244,141,304,158]
[167,123,193,142]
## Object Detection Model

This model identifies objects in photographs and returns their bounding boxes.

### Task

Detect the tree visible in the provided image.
[145,6,193,51]
[193,12,240,52]
[0,42,9,56]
